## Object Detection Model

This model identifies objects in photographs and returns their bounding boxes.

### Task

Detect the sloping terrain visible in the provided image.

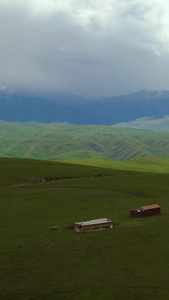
[1,88,169,124]
[115,116,169,131]
[1,157,169,299]
[1,121,169,161]
[63,157,169,173]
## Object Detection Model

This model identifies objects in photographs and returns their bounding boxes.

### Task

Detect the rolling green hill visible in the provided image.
[63,157,169,173]
[2,121,169,161]
[1,157,169,299]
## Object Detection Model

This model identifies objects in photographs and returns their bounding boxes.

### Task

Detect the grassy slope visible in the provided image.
[2,121,169,161]
[1,157,169,299]
[63,157,169,174]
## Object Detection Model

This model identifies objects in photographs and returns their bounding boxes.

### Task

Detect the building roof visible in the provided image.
[74,218,112,227]
[140,204,160,211]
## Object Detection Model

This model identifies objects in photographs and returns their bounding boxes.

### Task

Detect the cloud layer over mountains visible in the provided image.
[1,0,169,97]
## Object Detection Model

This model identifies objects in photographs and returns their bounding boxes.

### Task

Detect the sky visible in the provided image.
[1,0,169,97]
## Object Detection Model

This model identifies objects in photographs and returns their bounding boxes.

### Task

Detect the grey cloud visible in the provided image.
[0,2,169,97]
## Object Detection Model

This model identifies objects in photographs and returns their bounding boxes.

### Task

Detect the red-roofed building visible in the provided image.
[130,204,160,218]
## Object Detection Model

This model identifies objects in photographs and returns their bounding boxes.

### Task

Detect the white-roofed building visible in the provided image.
[74,218,113,232]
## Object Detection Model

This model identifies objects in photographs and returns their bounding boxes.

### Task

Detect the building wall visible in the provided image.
[142,207,160,217]
[131,207,160,218]
[74,222,113,231]
[130,210,143,218]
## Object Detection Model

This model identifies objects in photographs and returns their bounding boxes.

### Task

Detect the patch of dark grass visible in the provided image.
[1,157,169,299]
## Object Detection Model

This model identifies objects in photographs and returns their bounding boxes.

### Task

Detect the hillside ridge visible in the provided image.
[1,121,169,161]
[1,88,169,124]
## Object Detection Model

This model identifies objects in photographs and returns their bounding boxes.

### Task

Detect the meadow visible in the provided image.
[1,157,169,299]
[1,121,169,161]
[63,157,169,173]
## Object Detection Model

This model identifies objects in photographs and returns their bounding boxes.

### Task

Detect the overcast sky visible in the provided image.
[1,0,169,97]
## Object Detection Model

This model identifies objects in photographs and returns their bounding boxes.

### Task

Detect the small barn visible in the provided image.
[130,204,160,218]
[74,218,113,232]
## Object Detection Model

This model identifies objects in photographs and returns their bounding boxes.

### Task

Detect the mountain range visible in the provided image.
[1,87,169,124]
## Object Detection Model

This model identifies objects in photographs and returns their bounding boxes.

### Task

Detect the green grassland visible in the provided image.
[2,121,169,161]
[63,157,169,173]
[1,157,169,299]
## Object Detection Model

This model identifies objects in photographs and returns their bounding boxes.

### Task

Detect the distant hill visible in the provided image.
[63,157,169,173]
[0,87,91,123]
[114,116,169,131]
[1,88,169,124]
[2,121,169,161]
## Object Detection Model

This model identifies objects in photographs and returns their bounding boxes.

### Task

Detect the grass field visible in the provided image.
[1,157,169,299]
[2,121,169,161]
[63,157,169,173]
